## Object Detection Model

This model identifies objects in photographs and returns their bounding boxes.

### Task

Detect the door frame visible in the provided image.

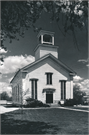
[46,92,53,103]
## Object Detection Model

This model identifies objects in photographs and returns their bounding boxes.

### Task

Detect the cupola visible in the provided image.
[37,30,54,45]
[34,30,59,60]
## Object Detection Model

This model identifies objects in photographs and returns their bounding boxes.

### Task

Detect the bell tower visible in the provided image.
[34,30,59,60]
[37,30,54,45]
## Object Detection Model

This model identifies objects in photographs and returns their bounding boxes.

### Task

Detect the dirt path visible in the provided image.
[0,105,19,114]
[0,105,89,114]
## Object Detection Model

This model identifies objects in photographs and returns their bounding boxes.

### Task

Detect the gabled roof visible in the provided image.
[10,54,76,83]
[21,53,76,73]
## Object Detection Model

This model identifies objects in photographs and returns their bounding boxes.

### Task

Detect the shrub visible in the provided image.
[27,101,37,108]
[43,104,50,107]
[58,99,74,107]
[26,98,34,102]
[83,101,88,105]
[24,98,50,108]
[36,100,43,107]
[58,101,61,105]
[64,99,74,106]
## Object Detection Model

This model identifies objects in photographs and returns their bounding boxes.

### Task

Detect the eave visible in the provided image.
[10,53,76,83]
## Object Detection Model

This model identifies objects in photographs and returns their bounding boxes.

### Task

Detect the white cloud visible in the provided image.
[74,2,83,16]
[80,79,89,94]
[73,75,83,82]
[0,47,7,54]
[0,55,35,74]
[78,59,89,67]
[78,10,83,16]
[4,75,8,78]
[81,79,89,88]
[73,82,82,87]
[73,79,89,95]
[78,59,88,63]
[0,73,2,79]
[86,64,89,67]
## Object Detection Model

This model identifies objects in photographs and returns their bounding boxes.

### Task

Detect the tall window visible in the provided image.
[60,80,66,100]
[13,87,15,101]
[17,85,19,102]
[30,79,38,99]
[14,87,16,101]
[13,85,19,102]
[46,73,53,85]
[16,86,17,101]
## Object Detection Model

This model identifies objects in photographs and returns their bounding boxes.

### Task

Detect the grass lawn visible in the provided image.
[74,107,89,111]
[66,106,89,111]
[1,108,88,134]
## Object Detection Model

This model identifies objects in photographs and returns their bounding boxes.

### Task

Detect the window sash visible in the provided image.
[35,81,37,99]
[47,73,52,85]
[47,74,49,84]
[16,86,17,102]
[32,80,34,99]
[18,85,19,102]
[31,80,38,99]
[50,74,52,84]
[64,82,66,99]
[61,82,63,100]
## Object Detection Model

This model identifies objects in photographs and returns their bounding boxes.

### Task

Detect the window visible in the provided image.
[30,79,38,99]
[13,87,15,101]
[13,85,19,102]
[16,86,17,101]
[43,34,52,43]
[60,80,66,100]
[17,85,19,102]
[14,87,16,101]
[46,73,53,85]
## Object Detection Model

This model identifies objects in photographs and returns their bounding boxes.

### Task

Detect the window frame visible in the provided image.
[30,78,38,99]
[60,80,66,100]
[17,85,19,102]
[43,34,52,43]
[45,72,53,85]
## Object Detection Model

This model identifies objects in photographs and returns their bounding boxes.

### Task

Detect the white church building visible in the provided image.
[10,30,76,105]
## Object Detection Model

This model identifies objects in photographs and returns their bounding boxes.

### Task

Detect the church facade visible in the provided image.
[10,30,76,105]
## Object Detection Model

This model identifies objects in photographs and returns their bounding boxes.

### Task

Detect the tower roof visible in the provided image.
[37,30,55,38]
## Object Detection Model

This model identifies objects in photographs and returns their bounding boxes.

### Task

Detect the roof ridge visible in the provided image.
[21,53,50,71]
[10,53,76,83]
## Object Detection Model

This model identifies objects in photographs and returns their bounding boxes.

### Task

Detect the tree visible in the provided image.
[0,0,88,63]
[0,91,12,101]
[73,84,86,105]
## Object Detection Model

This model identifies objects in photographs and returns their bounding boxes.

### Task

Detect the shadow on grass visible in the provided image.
[1,115,59,134]
[1,108,88,134]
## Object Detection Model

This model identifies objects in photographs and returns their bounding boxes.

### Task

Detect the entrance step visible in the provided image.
[50,104,60,107]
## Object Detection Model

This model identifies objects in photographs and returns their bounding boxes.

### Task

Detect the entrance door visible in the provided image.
[46,93,53,103]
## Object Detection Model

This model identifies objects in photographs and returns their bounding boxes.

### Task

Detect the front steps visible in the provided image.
[49,103,60,107]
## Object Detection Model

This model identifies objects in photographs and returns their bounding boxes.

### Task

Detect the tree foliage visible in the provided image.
[73,84,86,104]
[0,91,12,101]
[0,0,88,62]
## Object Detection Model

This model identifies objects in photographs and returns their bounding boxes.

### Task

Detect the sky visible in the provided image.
[0,10,89,95]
